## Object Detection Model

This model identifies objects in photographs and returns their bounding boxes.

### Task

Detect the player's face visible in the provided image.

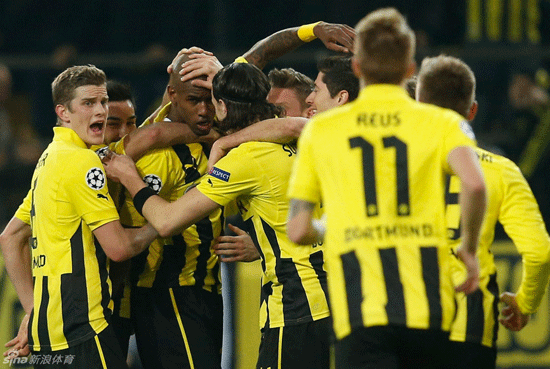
[103,99,137,145]
[63,84,108,147]
[305,72,340,114]
[267,87,310,118]
[170,81,214,136]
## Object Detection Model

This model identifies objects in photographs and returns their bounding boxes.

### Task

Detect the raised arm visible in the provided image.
[242,21,355,69]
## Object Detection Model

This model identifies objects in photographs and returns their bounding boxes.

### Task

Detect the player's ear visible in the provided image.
[55,104,70,124]
[337,90,349,106]
[467,101,478,121]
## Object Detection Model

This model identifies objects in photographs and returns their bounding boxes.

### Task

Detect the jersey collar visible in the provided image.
[52,127,88,149]
[358,84,411,101]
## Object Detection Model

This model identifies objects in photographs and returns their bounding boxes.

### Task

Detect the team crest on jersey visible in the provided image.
[459,120,476,140]
[143,174,162,193]
[208,167,230,182]
[86,167,106,190]
[95,146,109,159]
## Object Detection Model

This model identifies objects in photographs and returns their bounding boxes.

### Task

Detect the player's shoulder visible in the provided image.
[413,100,465,122]
[475,147,516,169]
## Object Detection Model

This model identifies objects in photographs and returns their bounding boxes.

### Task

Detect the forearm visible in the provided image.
[121,223,158,259]
[124,122,200,160]
[0,219,34,314]
[516,259,550,314]
[458,184,486,253]
[215,117,306,150]
[242,27,305,69]
[287,199,322,245]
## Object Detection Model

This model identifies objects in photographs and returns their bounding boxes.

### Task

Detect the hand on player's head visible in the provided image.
[314,22,356,54]
[167,46,214,74]
[179,53,223,89]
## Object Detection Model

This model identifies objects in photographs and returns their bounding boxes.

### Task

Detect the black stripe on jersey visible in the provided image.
[193,215,215,288]
[309,250,329,305]
[94,237,111,321]
[37,276,51,348]
[243,217,269,329]
[261,281,273,331]
[488,273,499,346]
[153,235,188,288]
[130,248,150,286]
[444,175,460,240]
[341,251,363,329]
[61,221,94,344]
[261,217,312,323]
[172,144,201,184]
[420,247,442,328]
[465,287,485,344]
[379,248,406,325]
[28,277,36,347]
[244,217,265,272]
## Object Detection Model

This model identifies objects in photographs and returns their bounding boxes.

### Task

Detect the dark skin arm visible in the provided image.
[242,21,355,69]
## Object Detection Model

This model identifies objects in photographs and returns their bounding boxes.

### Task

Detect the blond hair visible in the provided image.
[354,8,415,84]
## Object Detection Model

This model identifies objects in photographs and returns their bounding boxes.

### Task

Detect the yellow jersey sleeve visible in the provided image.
[63,149,119,231]
[498,159,550,314]
[288,120,321,204]
[197,145,258,207]
[14,189,32,225]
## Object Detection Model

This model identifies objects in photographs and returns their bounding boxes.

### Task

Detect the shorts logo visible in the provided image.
[208,167,230,182]
[459,120,476,140]
[95,146,109,159]
[143,174,162,193]
[86,167,105,190]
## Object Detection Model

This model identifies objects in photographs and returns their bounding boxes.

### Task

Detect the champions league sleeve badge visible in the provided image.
[86,167,106,190]
[143,174,162,193]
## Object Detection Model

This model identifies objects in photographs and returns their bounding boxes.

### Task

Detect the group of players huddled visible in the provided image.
[2,7,550,369]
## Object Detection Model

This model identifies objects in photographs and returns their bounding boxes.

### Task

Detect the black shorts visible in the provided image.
[334,325,450,369]
[31,325,127,369]
[109,315,132,359]
[131,286,223,369]
[448,340,497,369]
[256,317,331,369]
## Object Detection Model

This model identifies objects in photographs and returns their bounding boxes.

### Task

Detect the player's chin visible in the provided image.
[87,133,104,146]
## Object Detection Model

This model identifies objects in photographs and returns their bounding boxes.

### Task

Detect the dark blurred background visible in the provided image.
[1,0,550,231]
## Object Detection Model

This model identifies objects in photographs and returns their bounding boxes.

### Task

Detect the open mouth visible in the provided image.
[90,122,104,133]
[196,121,212,132]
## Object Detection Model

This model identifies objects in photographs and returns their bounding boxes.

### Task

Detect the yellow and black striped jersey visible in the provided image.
[446,147,550,347]
[197,141,330,329]
[288,84,476,340]
[15,127,120,351]
[117,103,223,292]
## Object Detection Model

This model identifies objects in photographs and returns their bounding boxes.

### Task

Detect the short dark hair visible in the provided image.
[212,63,284,133]
[317,55,359,102]
[107,80,136,107]
[268,68,314,110]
